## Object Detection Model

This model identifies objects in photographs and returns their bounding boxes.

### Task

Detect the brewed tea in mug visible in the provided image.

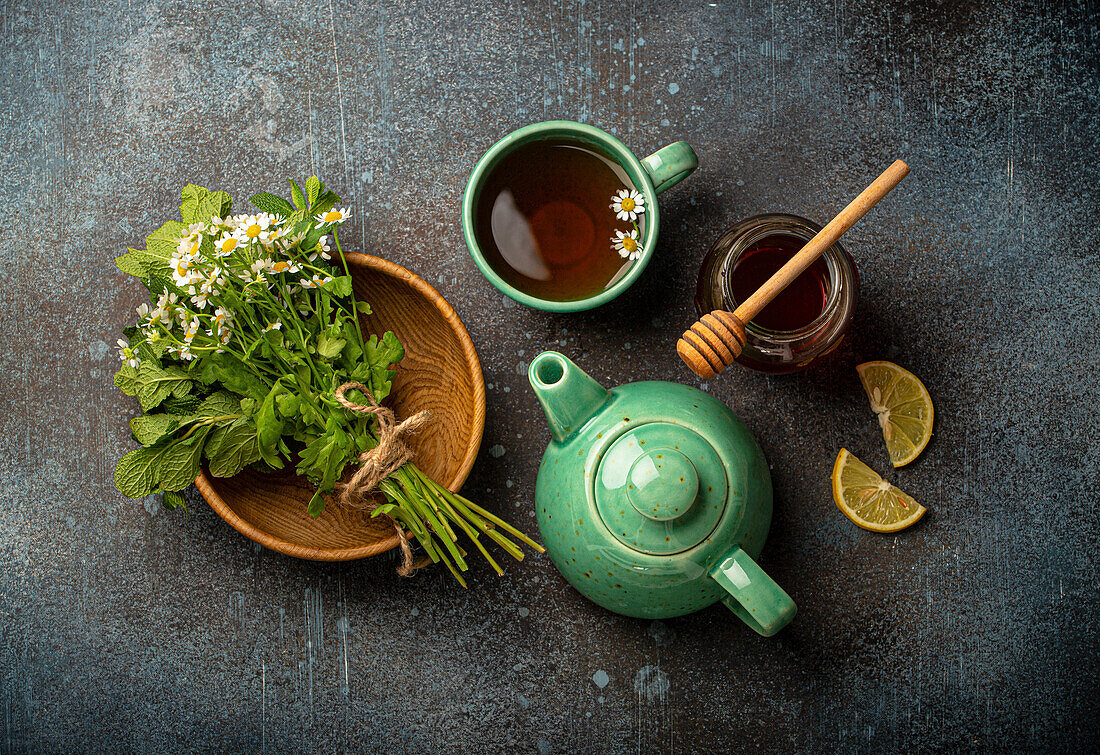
[473,139,644,302]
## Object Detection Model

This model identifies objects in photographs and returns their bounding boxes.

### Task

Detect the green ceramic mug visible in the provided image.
[462,121,698,312]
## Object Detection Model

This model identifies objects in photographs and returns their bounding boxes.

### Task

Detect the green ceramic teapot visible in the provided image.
[528,351,796,636]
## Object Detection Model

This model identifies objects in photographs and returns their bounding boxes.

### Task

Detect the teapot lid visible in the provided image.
[594,422,728,555]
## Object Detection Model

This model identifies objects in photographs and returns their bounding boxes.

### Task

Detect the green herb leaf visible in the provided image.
[114,364,140,396]
[197,190,232,222]
[297,417,352,492]
[305,176,321,207]
[249,191,296,217]
[116,252,147,278]
[255,382,288,468]
[161,393,203,414]
[146,220,188,261]
[316,333,346,359]
[323,275,352,298]
[180,184,209,223]
[288,179,306,210]
[307,490,326,517]
[136,361,192,411]
[205,417,261,477]
[130,413,182,445]
[157,427,211,492]
[115,446,161,498]
[197,390,242,418]
[355,301,372,315]
[162,490,187,511]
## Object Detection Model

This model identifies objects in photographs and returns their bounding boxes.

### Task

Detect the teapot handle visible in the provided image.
[710,547,797,636]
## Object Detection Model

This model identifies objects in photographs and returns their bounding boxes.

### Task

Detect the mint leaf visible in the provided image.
[197,190,231,222]
[162,490,187,511]
[115,446,161,498]
[161,393,203,414]
[136,361,192,411]
[116,252,147,278]
[197,390,241,418]
[114,364,140,396]
[130,413,182,445]
[287,180,306,210]
[311,191,339,217]
[307,490,326,517]
[180,184,209,223]
[205,417,261,477]
[249,191,295,217]
[305,176,321,207]
[157,428,211,492]
[146,220,188,261]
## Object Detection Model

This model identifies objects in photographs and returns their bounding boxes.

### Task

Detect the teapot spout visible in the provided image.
[529,352,611,443]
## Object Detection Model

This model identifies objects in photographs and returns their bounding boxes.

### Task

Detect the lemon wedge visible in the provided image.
[856,361,933,467]
[831,449,926,532]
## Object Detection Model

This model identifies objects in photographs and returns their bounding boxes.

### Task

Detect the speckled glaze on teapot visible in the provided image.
[528,351,796,636]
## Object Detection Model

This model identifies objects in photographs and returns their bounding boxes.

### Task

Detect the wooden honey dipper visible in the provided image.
[677,160,910,379]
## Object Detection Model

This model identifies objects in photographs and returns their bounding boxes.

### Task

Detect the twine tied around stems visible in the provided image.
[334,382,431,576]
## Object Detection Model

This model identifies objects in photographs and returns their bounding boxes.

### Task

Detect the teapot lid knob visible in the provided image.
[626,449,699,521]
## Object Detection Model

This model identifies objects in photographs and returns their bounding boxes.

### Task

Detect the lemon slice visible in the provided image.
[856,361,933,467]
[831,449,926,532]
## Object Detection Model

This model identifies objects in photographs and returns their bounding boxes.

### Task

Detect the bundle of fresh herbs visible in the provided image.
[113,177,541,584]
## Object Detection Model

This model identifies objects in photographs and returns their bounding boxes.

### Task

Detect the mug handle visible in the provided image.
[711,546,797,636]
[641,142,698,194]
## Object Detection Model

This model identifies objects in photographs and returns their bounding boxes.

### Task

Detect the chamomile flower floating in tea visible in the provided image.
[610,188,646,222]
[611,228,643,261]
[111,177,541,585]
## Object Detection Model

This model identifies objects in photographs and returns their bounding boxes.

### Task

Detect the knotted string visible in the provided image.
[334,382,431,576]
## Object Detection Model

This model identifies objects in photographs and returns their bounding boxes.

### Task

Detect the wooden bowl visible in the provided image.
[194,253,486,560]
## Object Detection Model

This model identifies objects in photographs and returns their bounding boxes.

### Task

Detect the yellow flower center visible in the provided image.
[622,237,638,253]
[272,261,290,273]
[246,224,262,238]
[221,237,238,253]
[620,197,635,212]
[324,210,343,222]
[176,260,189,275]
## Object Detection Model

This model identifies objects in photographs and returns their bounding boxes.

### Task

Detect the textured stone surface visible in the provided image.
[1,0,1098,752]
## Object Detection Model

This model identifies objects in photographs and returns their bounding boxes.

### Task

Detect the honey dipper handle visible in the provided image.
[733,159,909,325]
[677,160,910,379]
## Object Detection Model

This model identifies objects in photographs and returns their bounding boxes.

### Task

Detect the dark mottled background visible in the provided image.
[1,0,1097,752]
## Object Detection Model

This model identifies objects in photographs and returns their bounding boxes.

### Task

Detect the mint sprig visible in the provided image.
[111,178,543,582]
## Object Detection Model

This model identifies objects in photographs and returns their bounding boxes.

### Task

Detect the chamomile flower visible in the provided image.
[610,189,646,222]
[156,291,179,311]
[171,254,200,287]
[211,306,232,328]
[235,213,277,242]
[198,266,226,294]
[611,229,643,261]
[135,303,151,319]
[116,338,141,368]
[191,290,211,310]
[182,317,201,343]
[266,259,300,275]
[177,236,202,259]
[300,274,333,289]
[215,233,240,257]
[314,206,350,225]
[308,235,333,263]
[262,322,282,332]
